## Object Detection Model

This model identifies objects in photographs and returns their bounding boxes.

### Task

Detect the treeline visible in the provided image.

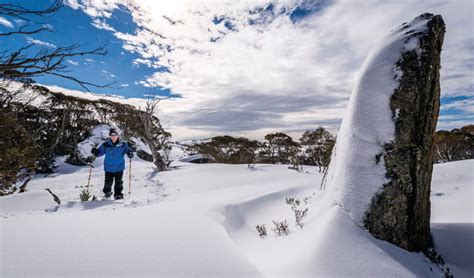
[188,127,336,173]
[0,82,170,195]
[433,125,473,163]
[188,124,474,169]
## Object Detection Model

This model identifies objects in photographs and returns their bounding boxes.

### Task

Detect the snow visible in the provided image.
[0,80,148,113]
[431,223,474,277]
[43,84,148,110]
[430,159,474,223]
[321,15,432,223]
[1,143,472,277]
[430,159,474,278]
[179,153,211,162]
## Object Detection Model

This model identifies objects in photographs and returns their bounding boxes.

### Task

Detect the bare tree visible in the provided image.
[0,1,113,91]
[139,94,172,171]
[0,1,61,36]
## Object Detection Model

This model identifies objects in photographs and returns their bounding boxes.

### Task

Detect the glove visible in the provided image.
[91,147,98,156]
[127,150,134,158]
[86,156,95,163]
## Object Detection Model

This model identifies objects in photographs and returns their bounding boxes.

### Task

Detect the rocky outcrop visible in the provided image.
[363,14,445,251]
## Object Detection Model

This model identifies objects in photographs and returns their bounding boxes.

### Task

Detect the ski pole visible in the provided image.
[128,157,132,194]
[86,163,93,193]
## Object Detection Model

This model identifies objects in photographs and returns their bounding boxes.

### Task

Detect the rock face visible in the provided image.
[363,14,445,251]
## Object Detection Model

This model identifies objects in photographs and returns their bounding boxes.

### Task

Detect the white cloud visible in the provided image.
[0,16,13,28]
[67,59,79,66]
[441,98,474,113]
[120,83,130,87]
[67,0,474,140]
[91,18,116,31]
[26,37,56,48]
[64,0,120,18]
[436,118,474,131]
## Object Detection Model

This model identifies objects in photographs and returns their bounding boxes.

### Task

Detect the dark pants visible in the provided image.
[103,171,124,197]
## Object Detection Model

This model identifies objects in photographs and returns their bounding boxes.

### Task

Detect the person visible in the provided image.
[91,128,134,200]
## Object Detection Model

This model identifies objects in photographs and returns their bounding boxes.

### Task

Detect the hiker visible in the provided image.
[91,128,134,199]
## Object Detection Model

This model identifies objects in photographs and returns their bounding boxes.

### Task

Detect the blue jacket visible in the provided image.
[96,139,129,173]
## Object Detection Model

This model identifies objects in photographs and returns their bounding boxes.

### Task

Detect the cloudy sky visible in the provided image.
[1,0,473,140]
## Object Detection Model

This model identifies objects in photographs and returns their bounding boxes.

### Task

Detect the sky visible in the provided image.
[0,0,472,140]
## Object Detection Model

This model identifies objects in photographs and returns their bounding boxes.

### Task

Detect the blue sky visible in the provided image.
[0,0,173,98]
[0,0,472,140]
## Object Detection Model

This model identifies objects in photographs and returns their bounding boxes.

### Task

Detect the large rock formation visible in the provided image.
[364,14,445,251]
[321,13,445,252]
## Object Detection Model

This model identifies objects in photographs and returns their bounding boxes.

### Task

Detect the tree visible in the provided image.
[433,126,474,163]
[300,127,335,173]
[139,96,171,171]
[0,111,37,195]
[0,1,112,91]
[192,136,260,164]
[263,132,300,164]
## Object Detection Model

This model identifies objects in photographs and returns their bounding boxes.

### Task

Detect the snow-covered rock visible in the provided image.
[321,13,445,251]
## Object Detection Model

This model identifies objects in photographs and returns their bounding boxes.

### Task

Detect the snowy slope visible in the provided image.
[1,152,472,277]
[430,159,474,278]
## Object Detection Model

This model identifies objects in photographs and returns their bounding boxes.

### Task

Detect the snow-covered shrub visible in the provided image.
[285,197,301,209]
[271,220,290,236]
[294,208,309,229]
[255,224,267,238]
[286,197,309,228]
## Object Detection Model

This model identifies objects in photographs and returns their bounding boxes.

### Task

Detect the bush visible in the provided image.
[79,189,91,202]
[0,111,38,195]
[286,197,309,228]
[294,208,309,228]
[272,220,290,236]
[255,224,267,238]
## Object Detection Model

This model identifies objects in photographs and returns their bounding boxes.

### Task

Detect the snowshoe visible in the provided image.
[114,194,124,200]
[104,192,113,199]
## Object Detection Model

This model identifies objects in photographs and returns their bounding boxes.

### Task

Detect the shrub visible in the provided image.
[255,224,267,238]
[0,111,38,195]
[79,189,91,201]
[285,197,301,209]
[272,220,290,236]
[294,208,309,228]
